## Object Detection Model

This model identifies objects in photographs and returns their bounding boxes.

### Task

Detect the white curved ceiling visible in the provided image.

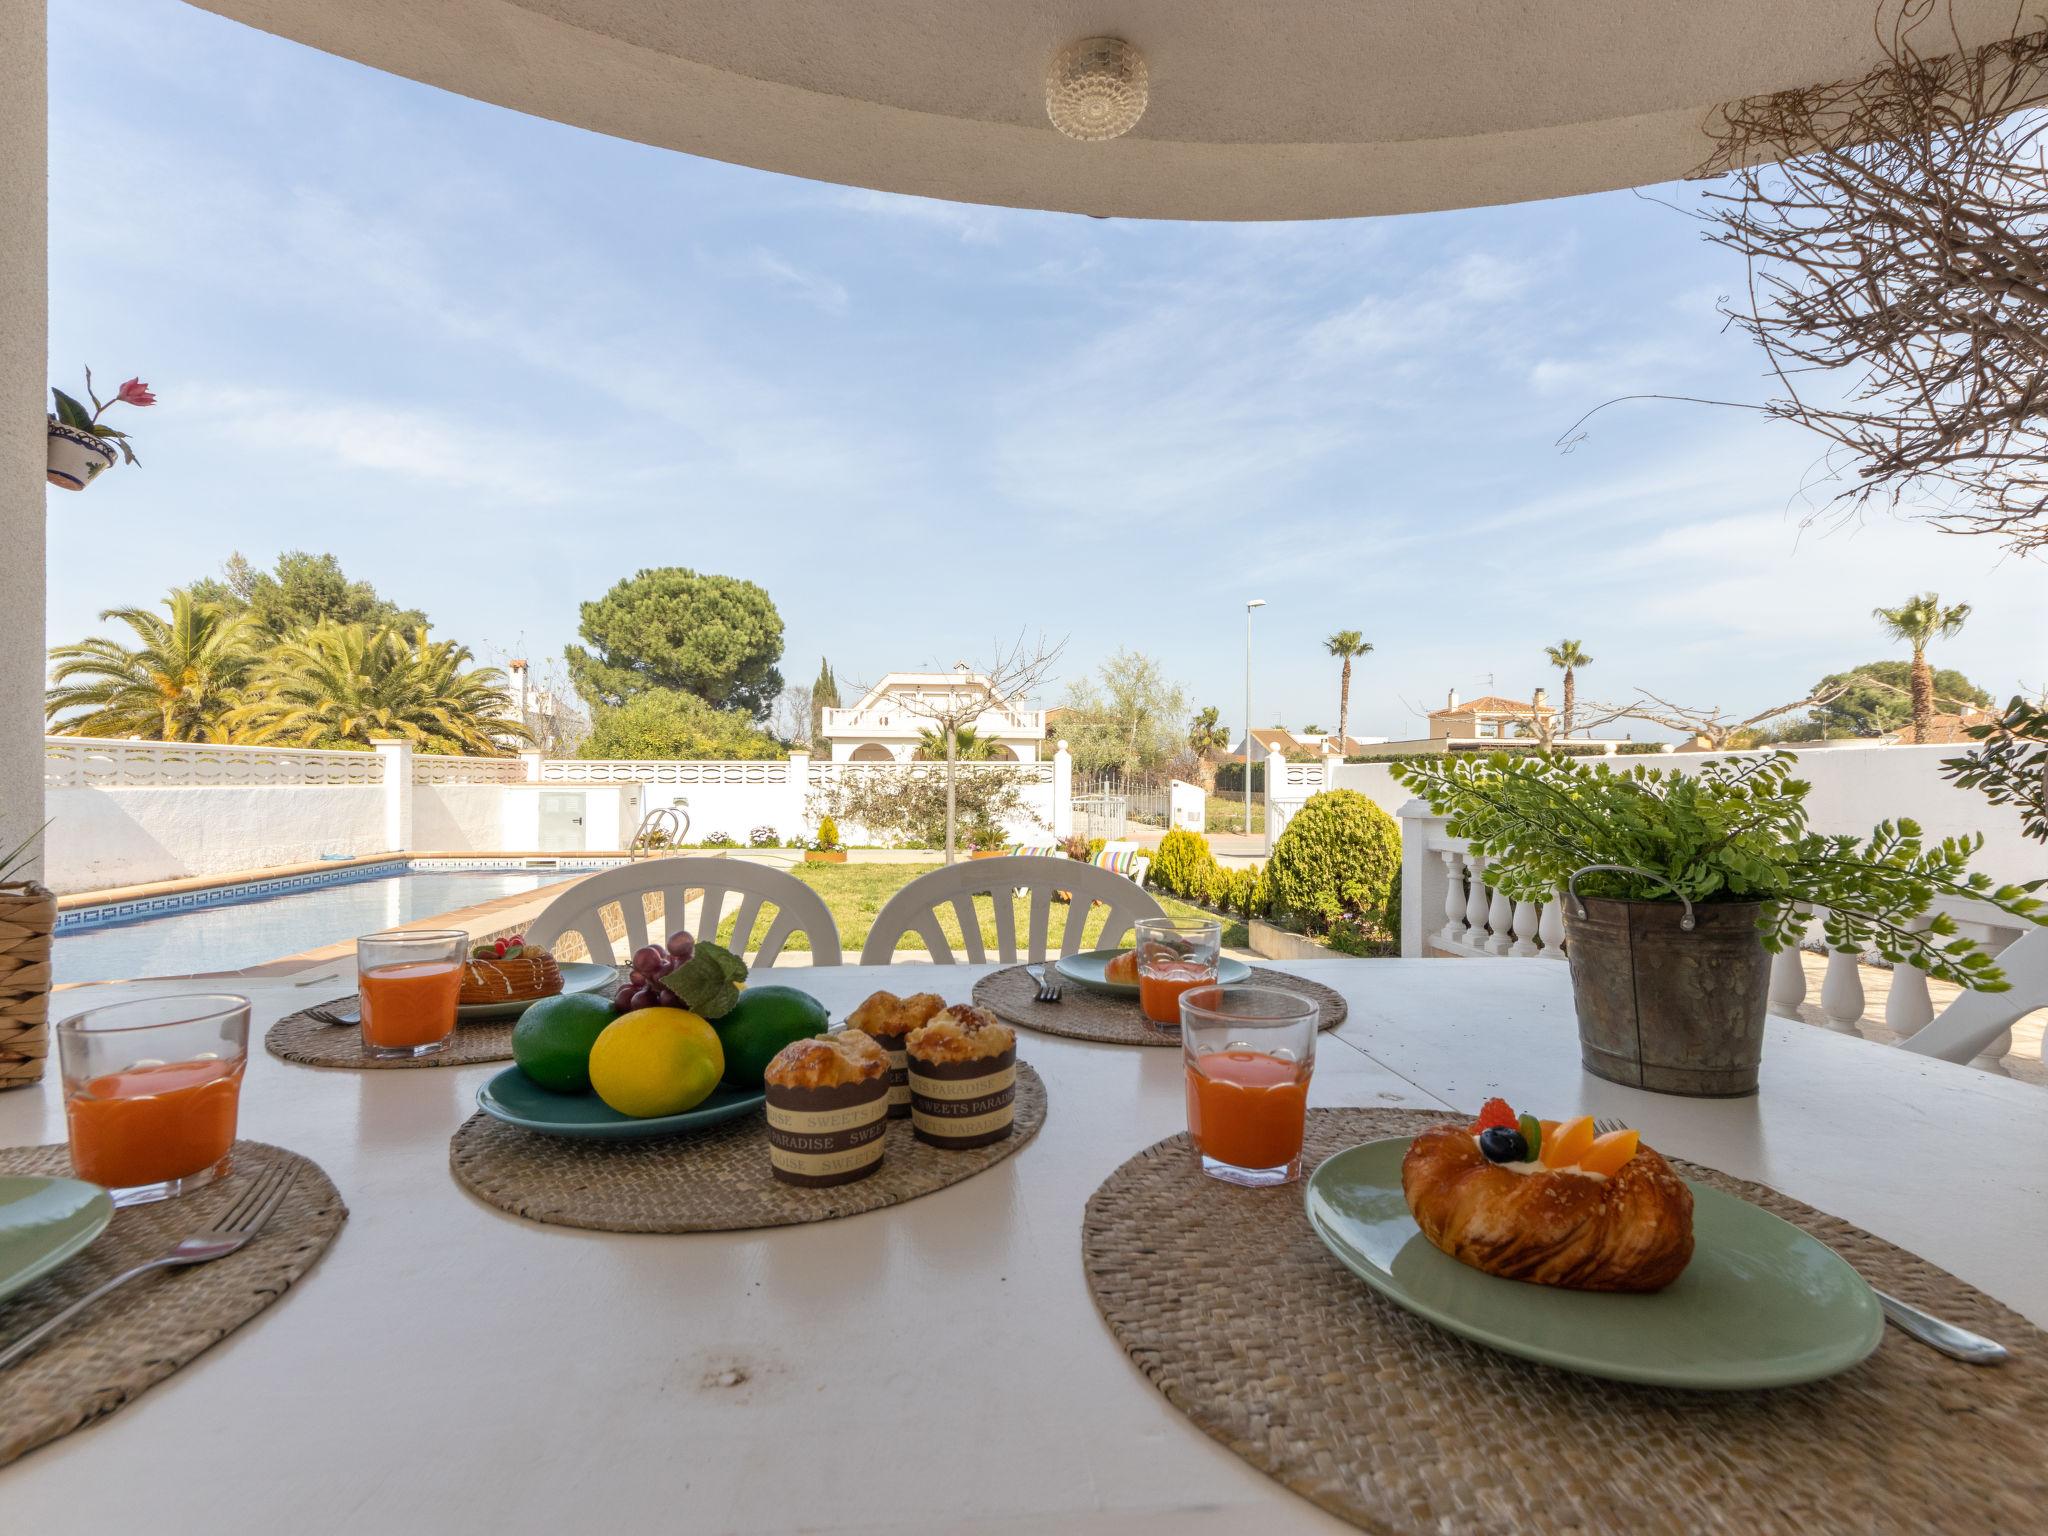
[185,1,2024,219]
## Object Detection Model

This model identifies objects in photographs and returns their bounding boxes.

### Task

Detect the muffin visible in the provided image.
[763,1029,891,1187]
[905,1004,1018,1150]
[846,990,946,1118]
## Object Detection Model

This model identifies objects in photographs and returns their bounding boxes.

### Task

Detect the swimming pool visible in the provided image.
[55,861,618,984]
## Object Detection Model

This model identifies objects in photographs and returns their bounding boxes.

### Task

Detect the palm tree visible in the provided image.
[1873,593,1972,743]
[46,590,259,741]
[230,623,528,754]
[1324,631,1372,749]
[1187,706,1230,756]
[914,723,997,761]
[1543,640,1593,739]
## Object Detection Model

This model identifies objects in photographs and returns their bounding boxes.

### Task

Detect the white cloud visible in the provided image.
[750,250,850,315]
[832,187,1008,244]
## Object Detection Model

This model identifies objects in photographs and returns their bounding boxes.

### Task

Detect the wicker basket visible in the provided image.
[459,953,564,1007]
[0,882,56,1090]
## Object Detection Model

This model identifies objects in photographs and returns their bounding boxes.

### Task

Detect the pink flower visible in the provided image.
[116,377,156,407]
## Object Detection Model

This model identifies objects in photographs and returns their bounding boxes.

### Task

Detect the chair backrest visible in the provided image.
[1896,925,2048,1066]
[859,855,1165,965]
[525,857,843,969]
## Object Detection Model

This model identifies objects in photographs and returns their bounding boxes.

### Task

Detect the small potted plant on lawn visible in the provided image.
[48,368,154,490]
[805,816,847,864]
[0,825,54,1091]
[1393,751,2044,1096]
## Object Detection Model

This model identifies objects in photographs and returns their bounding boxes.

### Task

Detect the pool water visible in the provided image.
[55,868,593,985]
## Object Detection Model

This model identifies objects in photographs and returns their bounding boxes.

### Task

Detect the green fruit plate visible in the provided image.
[1053,948,1251,995]
[0,1175,114,1306]
[476,1066,765,1140]
[1303,1136,1884,1390]
[459,961,617,1022]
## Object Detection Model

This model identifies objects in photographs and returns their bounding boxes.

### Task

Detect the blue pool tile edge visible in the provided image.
[57,858,629,935]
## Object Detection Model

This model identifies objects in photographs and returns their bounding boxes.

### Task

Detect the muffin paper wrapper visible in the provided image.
[863,1027,914,1119]
[766,1078,888,1186]
[907,1047,1017,1150]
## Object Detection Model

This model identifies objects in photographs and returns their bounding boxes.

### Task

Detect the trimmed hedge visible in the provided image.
[1150,828,1222,905]
[1266,789,1401,936]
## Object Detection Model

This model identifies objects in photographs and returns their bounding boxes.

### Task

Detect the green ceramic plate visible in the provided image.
[0,1176,114,1307]
[1053,948,1251,996]
[457,961,617,1022]
[1304,1137,1884,1390]
[476,1066,765,1140]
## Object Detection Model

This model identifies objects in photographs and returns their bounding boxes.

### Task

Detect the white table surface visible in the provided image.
[4,960,2045,1535]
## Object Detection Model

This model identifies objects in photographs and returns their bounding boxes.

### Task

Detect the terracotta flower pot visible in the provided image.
[47,417,116,490]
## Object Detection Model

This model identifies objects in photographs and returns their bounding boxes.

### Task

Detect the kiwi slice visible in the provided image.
[1517,1112,1542,1161]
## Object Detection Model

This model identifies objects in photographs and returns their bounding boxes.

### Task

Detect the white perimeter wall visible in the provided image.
[1330,744,2044,891]
[47,785,388,895]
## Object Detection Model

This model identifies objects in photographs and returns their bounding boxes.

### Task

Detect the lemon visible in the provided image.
[588,1007,725,1118]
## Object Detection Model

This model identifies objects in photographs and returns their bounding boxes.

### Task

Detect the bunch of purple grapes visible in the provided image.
[614,929,696,1012]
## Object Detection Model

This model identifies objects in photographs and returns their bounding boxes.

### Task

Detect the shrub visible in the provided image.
[1616,741,1668,755]
[1218,865,1265,918]
[1266,789,1401,936]
[1384,865,1403,933]
[700,830,739,849]
[1251,863,1274,918]
[1150,828,1222,903]
[1087,837,1106,860]
[1061,833,1089,861]
[814,816,841,851]
[1211,760,1265,794]
[1325,912,1398,957]
[748,825,778,848]
[807,765,1030,850]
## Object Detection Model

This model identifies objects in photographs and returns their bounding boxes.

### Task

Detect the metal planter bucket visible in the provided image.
[1561,877,1769,1098]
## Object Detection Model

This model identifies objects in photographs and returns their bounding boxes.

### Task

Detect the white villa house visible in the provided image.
[819,667,1048,762]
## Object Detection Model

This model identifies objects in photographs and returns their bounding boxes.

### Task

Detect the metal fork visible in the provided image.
[1590,1117,2008,1365]
[303,998,359,1027]
[0,1162,300,1372]
[1027,965,1061,1004]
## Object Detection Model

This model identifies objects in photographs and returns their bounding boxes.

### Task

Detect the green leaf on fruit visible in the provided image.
[657,941,749,1019]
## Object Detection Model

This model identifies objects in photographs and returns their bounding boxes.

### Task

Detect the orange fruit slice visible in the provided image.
[1577,1128,1640,1176]
[1542,1114,1597,1169]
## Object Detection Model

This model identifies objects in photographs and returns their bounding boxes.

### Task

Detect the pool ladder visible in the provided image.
[629,805,688,856]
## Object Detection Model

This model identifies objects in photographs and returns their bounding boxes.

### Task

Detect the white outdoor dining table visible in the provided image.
[4,958,2045,1535]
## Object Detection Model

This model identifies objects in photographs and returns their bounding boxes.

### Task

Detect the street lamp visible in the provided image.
[1244,599,1265,835]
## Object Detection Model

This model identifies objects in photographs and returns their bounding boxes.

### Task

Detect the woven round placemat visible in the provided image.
[972,964,1346,1046]
[0,1139,346,1468]
[450,1062,1045,1233]
[1082,1107,2048,1536]
[265,999,514,1070]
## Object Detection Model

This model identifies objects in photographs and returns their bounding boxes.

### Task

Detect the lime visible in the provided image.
[588,1007,725,1118]
[512,991,618,1094]
[714,985,830,1089]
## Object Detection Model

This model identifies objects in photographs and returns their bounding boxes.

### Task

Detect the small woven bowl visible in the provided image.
[459,953,564,1006]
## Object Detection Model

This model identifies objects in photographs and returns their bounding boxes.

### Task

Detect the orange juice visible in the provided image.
[1139,959,1216,1024]
[359,960,462,1049]
[1184,1049,1310,1170]
[66,1058,245,1190]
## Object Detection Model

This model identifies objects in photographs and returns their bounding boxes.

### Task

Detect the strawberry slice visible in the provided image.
[1467,1097,1517,1134]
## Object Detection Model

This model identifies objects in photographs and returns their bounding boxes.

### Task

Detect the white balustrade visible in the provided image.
[1884,914,1935,1038]
[1437,850,1467,947]
[1537,898,1566,958]
[1819,948,1867,1034]
[542,759,793,786]
[1464,855,1492,941]
[411,755,526,784]
[1485,882,1515,956]
[1510,897,1541,957]
[45,736,384,788]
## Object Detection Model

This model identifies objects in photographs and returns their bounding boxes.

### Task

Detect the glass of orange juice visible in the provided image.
[58,994,251,1206]
[357,929,466,1060]
[1135,916,1222,1026]
[1180,984,1318,1187]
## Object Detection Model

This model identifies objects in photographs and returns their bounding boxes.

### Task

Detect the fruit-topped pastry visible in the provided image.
[459,934,564,1006]
[1401,1097,1694,1292]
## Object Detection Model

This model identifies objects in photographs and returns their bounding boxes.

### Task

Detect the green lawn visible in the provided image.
[1205,800,1266,835]
[712,861,1247,955]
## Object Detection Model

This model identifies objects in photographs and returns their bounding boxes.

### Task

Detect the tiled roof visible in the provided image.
[1430,695,1556,716]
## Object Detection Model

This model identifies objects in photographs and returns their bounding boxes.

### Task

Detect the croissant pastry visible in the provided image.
[1401,1107,1694,1293]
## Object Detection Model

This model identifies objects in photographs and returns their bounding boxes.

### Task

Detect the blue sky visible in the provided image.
[49,0,2047,742]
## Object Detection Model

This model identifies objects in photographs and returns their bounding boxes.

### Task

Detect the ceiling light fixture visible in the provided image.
[1045,37,1148,142]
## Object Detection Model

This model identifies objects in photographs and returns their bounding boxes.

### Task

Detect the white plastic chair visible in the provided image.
[1895,925,2048,1067]
[859,854,1165,965]
[526,857,843,969]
